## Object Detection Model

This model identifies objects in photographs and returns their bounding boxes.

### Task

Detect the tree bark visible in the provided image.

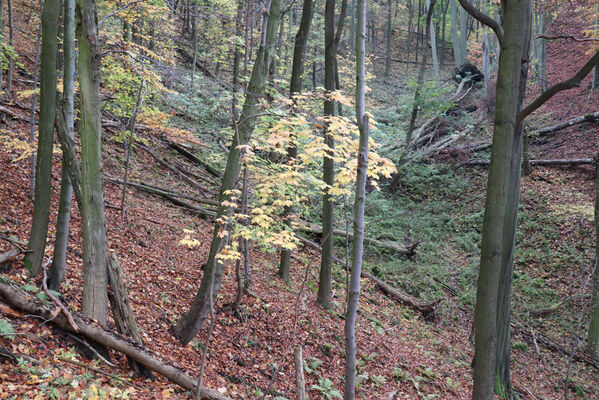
[587,158,599,358]
[344,0,367,395]
[174,0,283,346]
[77,0,109,325]
[50,0,76,290]
[25,0,60,276]
[318,0,337,309]
[472,1,531,399]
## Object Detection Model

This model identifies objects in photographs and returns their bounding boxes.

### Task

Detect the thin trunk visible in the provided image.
[349,0,355,53]
[415,0,421,64]
[384,0,392,77]
[343,0,366,395]
[49,0,76,290]
[459,4,467,61]
[279,0,314,280]
[406,0,414,68]
[441,0,447,65]
[29,16,42,200]
[174,0,282,346]
[25,0,60,276]
[450,0,461,66]
[318,0,337,309]
[77,0,109,325]
[191,1,198,86]
[428,0,439,81]
[587,158,599,358]
[0,0,4,88]
[6,0,13,92]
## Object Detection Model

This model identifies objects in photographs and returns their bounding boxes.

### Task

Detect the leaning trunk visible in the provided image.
[174,0,282,346]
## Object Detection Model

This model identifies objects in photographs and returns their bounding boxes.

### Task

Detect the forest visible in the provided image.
[0,0,598,398]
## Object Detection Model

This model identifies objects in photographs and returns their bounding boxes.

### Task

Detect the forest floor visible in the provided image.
[1,1,599,400]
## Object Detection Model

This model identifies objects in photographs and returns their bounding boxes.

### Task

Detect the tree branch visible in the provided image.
[517,49,599,124]
[457,0,504,45]
[536,34,599,43]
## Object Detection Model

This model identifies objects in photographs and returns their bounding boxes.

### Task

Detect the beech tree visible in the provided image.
[78,0,109,324]
[25,0,60,276]
[588,159,599,358]
[344,0,367,397]
[174,0,283,346]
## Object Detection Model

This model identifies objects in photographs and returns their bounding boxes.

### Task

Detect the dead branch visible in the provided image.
[42,260,79,332]
[294,346,306,400]
[457,0,504,45]
[295,235,436,318]
[138,144,215,195]
[536,34,599,43]
[295,222,416,256]
[56,356,131,384]
[529,294,592,318]
[0,247,22,264]
[463,158,595,167]
[0,105,30,122]
[0,280,233,400]
[533,111,599,137]
[167,141,223,178]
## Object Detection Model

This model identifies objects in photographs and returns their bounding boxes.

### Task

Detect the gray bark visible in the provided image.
[343,0,367,395]
[587,158,599,358]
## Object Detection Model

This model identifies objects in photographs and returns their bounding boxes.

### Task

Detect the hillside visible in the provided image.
[1,0,599,399]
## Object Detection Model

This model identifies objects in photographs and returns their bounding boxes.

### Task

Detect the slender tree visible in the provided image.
[77,0,109,324]
[49,0,76,290]
[587,158,599,358]
[384,0,392,77]
[24,0,60,276]
[279,0,315,281]
[343,0,367,396]
[174,0,283,346]
[318,0,337,308]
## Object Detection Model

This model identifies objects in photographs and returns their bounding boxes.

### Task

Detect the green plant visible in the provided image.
[0,318,15,339]
[311,378,342,399]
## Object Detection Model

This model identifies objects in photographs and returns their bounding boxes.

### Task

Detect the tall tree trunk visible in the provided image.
[406,0,413,67]
[472,1,531,398]
[415,0,421,64]
[174,0,283,346]
[49,0,76,290]
[428,0,439,81]
[459,3,467,62]
[6,0,12,92]
[384,0,392,77]
[587,158,599,358]
[0,0,4,88]
[349,0,356,53]
[318,0,337,308]
[77,0,109,325]
[25,0,60,277]
[343,0,366,396]
[279,0,314,280]
[450,0,462,66]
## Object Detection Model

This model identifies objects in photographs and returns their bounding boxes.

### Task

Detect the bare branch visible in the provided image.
[457,0,504,45]
[517,49,599,124]
[536,34,599,43]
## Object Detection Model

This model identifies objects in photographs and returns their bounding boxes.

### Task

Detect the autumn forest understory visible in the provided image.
[0,0,599,399]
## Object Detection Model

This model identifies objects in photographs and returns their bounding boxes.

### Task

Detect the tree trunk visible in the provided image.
[77,0,109,325]
[318,0,337,309]
[384,0,392,77]
[459,3,467,62]
[0,0,4,88]
[49,0,75,290]
[174,0,283,346]
[25,0,60,277]
[428,0,440,81]
[6,0,13,92]
[587,158,599,358]
[279,0,314,281]
[472,1,531,399]
[450,0,462,66]
[343,0,367,396]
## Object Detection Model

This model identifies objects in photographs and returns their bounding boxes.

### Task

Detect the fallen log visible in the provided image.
[106,177,219,208]
[0,105,30,122]
[514,324,599,370]
[463,158,595,167]
[138,144,215,195]
[295,235,436,318]
[295,222,416,256]
[533,111,599,137]
[0,280,232,400]
[529,294,591,318]
[167,142,223,178]
[0,247,21,264]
